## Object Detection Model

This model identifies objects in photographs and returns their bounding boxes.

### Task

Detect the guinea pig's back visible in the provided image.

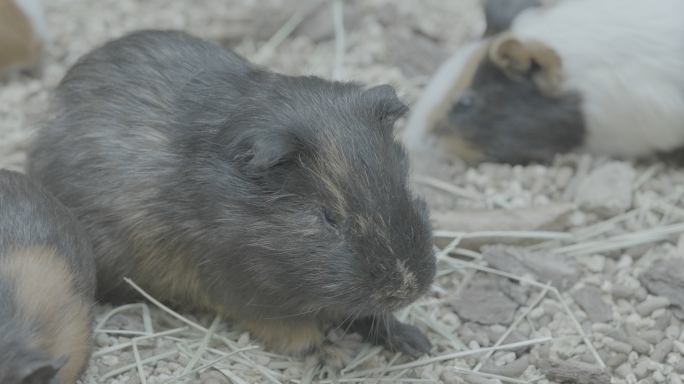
[27,30,254,300]
[51,29,251,117]
[0,170,94,384]
[511,0,684,156]
[28,30,251,186]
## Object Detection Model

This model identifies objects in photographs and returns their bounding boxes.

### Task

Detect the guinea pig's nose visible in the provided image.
[372,260,420,305]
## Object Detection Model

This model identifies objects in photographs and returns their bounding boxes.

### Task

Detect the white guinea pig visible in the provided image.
[403,0,684,165]
[0,0,48,76]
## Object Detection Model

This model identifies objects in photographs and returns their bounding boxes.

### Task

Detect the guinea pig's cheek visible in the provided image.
[432,120,485,164]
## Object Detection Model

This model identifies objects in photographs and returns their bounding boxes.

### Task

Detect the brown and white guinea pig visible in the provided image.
[0,170,95,384]
[403,0,684,165]
[27,30,436,368]
[0,0,48,76]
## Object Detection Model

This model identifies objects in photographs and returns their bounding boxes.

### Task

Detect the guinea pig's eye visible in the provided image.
[321,206,338,230]
[449,91,479,121]
[456,93,475,109]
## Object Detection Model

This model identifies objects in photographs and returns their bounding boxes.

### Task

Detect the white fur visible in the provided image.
[12,0,49,41]
[402,40,487,151]
[512,0,684,157]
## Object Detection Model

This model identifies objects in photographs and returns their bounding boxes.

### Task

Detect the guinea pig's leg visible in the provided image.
[345,315,432,358]
[240,319,351,370]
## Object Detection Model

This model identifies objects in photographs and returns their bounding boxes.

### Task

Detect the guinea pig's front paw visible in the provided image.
[384,321,432,358]
[346,315,432,358]
[304,342,352,371]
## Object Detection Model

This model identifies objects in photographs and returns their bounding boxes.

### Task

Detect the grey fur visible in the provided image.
[0,169,95,384]
[27,30,436,361]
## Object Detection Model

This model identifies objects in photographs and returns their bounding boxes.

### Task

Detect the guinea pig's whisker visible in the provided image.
[263,304,332,320]
[334,313,357,337]
[320,310,359,346]
[432,282,461,298]
[419,295,442,308]
[374,315,383,345]
[384,314,393,341]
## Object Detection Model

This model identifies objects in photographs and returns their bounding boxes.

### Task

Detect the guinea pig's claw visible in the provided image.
[304,343,352,371]
[386,322,432,358]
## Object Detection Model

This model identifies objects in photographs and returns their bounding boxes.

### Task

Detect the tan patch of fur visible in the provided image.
[354,214,373,235]
[0,246,91,383]
[245,319,351,369]
[308,139,354,217]
[394,259,418,298]
[489,33,564,95]
[435,125,486,164]
[240,319,324,356]
[0,0,43,71]
[131,233,214,311]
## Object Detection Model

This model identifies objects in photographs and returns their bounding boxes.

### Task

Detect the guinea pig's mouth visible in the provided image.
[330,290,426,319]
[368,290,429,315]
[364,295,423,316]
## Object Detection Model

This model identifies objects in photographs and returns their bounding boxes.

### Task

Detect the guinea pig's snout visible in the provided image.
[371,259,428,310]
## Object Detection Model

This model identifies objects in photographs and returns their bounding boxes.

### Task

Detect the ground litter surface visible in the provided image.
[2,1,684,383]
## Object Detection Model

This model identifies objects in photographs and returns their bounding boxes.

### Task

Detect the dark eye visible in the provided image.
[321,206,338,229]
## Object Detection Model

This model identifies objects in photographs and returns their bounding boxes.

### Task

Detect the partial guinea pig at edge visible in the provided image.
[404,0,684,165]
[0,0,48,76]
[0,170,95,384]
[27,30,437,369]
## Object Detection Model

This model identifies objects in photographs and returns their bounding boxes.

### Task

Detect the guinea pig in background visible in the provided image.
[0,170,95,384]
[481,0,541,37]
[403,0,684,165]
[0,0,49,77]
[27,30,436,368]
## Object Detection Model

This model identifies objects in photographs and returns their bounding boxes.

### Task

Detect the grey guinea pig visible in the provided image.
[404,0,684,165]
[27,30,436,368]
[0,169,95,384]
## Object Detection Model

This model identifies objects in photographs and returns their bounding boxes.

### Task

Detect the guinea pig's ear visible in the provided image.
[363,84,409,123]
[489,34,564,95]
[247,132,298,172]
[19,355,68,384]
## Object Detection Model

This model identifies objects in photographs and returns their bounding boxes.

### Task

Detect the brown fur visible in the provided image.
[311,137,354,217]
[393,259,418,297]
[435,130,487,164]
[0,246,92,383]
[489,33,564,95]
[0,0,43,71]
[131,234,214,311]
